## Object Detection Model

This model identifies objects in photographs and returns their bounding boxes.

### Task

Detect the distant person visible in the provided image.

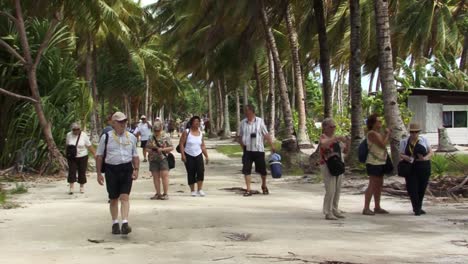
[96,112,139,235]
[363,114,391,215]
[399,123,433,216]
[66,122,95,194]
[133,115,152,162]
[147,120,173,200]
[179,116,209,197]
[238,104,275,197]
[102,112,114,136]
[319,118,350,220]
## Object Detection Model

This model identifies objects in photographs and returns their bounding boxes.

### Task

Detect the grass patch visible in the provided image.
[9,183,28,195]
[0,190,6,205]
[216,145,243,158]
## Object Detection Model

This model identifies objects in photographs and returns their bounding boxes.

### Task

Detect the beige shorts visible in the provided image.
[149,158,169,172]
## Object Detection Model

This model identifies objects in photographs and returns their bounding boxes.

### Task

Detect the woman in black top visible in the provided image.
[399,123,433,216]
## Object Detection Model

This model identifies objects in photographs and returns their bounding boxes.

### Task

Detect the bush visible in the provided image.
[0,190,6,205]
[431,155,449,179]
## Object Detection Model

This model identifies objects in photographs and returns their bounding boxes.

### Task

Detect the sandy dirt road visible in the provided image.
[1,139,467,264]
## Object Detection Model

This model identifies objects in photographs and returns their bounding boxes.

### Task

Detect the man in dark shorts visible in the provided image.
[238,105,275,197]
[96,112,140,235]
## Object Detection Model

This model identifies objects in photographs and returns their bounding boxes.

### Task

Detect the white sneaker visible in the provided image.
[197,190,206,197]
[191,191,198,197]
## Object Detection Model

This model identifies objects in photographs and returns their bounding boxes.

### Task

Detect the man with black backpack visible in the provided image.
[319,118,350,220]
[96,112,139,235]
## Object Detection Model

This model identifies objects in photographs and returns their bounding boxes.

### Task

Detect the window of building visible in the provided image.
[443,111,468,128]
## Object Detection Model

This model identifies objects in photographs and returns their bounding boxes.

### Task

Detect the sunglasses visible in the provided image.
[328,125,336,129]
[117,119,128,124]
[410,131,420,134]
[72,128,80,131]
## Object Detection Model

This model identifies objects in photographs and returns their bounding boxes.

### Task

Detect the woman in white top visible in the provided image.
[66,122,95,194]
[179,116,209,197]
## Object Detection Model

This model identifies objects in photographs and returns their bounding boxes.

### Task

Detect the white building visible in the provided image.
[406,88,468,146]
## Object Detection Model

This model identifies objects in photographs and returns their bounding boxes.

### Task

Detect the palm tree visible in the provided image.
[348,0,364,166]
[260,0,296,148]
[285,2,311,148]
[313,0,333,118]
[374,0,406,168]
[0,0,69,170]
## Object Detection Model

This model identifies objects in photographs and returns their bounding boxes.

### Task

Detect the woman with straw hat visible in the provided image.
[399,123,433,216]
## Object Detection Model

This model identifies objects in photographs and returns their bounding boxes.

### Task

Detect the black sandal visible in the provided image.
[243,191,252,197]
[262,186,269,195]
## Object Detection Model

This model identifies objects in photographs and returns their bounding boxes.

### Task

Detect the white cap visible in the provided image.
[112,112,127,121]
[141,115,146,119]
[71,122,81,129]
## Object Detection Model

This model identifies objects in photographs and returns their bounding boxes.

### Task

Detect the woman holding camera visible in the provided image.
[399,123,432,216]
[147,120,173,200]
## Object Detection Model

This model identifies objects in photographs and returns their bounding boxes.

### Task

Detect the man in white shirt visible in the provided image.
[238,105,276,197]
[96,112,140,235]
[133,115,152,162]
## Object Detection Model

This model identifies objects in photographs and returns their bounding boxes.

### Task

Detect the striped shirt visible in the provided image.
[239,117,269,152]
[96,130,139,165]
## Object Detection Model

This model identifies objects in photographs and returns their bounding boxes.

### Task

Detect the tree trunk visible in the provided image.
[285,4,311,148]
[13,0,67,172]
[374,0,407,170]
[145,74,150,117]
[254,63,265,119]
[243,83,248,107]
[460,32,467,73]
[313,0,333,118]
[85,37,98,139]
[368,69,375,94]
[92,42,101,136]
[268,51,276,140]
[222,82,231,139]
[235,87,241,135]
[216,79,224,134]
[348,0,364,166]
[260,0,296,149]
[437,127,457,152]
[207,83,217,137]
[375,73,381,92]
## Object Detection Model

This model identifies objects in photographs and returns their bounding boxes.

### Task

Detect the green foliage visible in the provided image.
[431,155,449,179]
[362,89,413,126]
[0,190,6,205]
[9,183,28,195]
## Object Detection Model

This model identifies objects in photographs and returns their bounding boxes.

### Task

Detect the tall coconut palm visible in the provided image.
[374,0,406,168]
[285,2,311,148]
[348,0,364,166]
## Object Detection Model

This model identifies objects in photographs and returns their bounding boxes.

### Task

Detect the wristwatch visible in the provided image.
[133,168,139,171]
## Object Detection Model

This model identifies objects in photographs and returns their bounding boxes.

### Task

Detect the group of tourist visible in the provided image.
[319,114,433,220]
[64,106,433,234]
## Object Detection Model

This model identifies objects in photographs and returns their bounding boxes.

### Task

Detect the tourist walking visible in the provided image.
[179,116,209,197]
[66,122,95,194]
[96,112,139,235]
[134,115,152,162]
[363,114,391,215]
[147,120,173,200]
[238,105,275,197]
[319,118,350,220]
[399,123,433,216]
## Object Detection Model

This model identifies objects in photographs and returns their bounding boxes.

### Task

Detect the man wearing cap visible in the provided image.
[96,112,140,235]
[134,115,152,162]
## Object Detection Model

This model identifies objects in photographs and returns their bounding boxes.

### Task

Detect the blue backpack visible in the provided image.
[358,139,368,163]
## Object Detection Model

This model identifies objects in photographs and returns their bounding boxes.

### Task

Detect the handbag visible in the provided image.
[397,160,412,177]
[384,154,394,174]
[326,143,345,176]
[66,132,81,160]
[155,136,175,170]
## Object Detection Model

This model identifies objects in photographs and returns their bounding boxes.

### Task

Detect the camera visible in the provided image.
[250,133,257,138]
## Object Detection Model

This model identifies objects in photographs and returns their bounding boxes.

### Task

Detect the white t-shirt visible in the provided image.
[134,122,152,141]
[66,132,92,158]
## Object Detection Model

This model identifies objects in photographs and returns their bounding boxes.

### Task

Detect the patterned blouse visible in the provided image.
[146,134,172,162]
